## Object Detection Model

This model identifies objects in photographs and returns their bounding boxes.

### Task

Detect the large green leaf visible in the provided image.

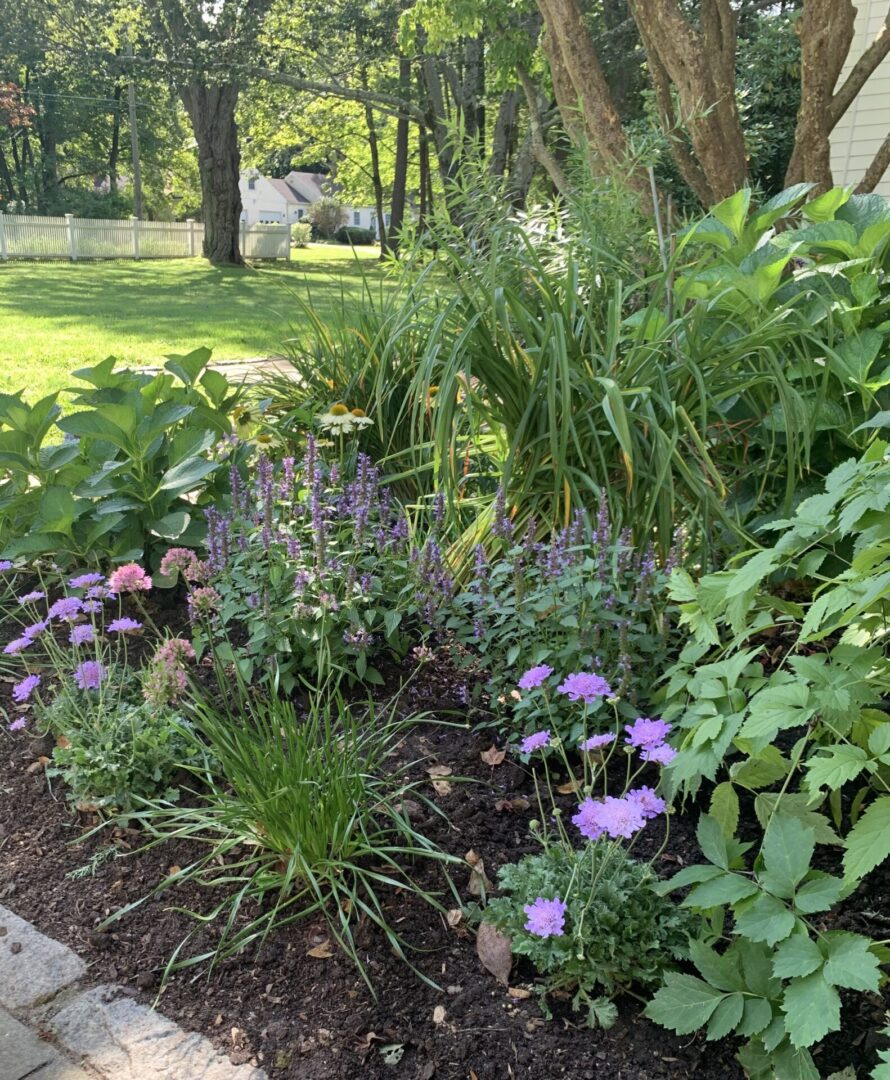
[820,931,880,991]
[157,455,219,494]
[643,973,726,1034]
[164,347,213,387]
[734,893,796,945]
[760,815,815,898]
[843,796,890,881]
[58,411,130,451]
[781,972,840,1048]
[772,933,824,980]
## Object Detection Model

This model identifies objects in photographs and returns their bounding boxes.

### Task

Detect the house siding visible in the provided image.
[829,0,890,197]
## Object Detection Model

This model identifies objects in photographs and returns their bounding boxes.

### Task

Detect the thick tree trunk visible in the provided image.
[388,57,411,257]
[0,145,15,202]
[109,82,122,191]
[518,66,570,194]
[362,99,388,255]
[490,89,519,178]
[180,81,243,266]
[628,0,748,203]
[510,126,537,207]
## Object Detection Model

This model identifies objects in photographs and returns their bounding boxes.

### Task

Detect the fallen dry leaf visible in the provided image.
[55,735,70,749]
[426,764,453,796]
[476,921,512,986]
[495,796,530,813]
[166,865,181,877]
[307,940,333,959]
[446,908,463,928]
[480,745,506,767]
[556,778,580,795]
[26,756,50,775]
[465,849,493,897]
[508,987,532,1000]
[230,1026,247,1048]
[432,1005,447,1025]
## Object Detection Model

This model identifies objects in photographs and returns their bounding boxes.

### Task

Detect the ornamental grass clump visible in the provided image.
[103,676,460,989]
[484,681,689,1027]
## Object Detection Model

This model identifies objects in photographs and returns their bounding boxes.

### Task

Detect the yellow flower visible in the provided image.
[350,407,366,418]
[255,433,274,446]
[330,403,349,416]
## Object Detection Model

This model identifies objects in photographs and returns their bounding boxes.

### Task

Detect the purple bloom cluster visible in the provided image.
[74,660,105,691]
[518,664,553,691]
[580,732,615,751]
[68,624,94,646]
[48,596,83,622]
[12,674,40,703]
[557,671,613,704]
[520,729,551,754]
[0,560,14,572]
[523,896,567,938]
[573,794,646,840]
[625,717,675,764]
[17,591,44,605]
[68,572,104,589]
[108,617,142,634]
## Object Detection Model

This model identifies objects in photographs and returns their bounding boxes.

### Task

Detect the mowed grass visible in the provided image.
[0,245,390,398]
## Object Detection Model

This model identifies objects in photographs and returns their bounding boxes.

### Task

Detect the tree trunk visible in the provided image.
[628,0,748,203]
[180,81,243,265]
[388,56,411,257]
[490,89,519,178]
[418,124,431,227]
[518,66,570,194]
[0,144,15,202]
[362,98,388,255]
[509,126,537,206]
[856,131,890,192]
[109,82,122,192]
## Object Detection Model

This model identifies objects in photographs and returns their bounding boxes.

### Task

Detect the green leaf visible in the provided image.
[771,1040,821,1080]
[731,746,790,790]
[709,782,740,839]
[760,815,815,898]
[736,997,774,1038]
[804,745,870,795]
[712,188,752,239]
[706,993,744,1040]
[164,347,212,386]
[741,682,816,742]
[843,796,890,881]
[643,973,726,1034]
[697,813,729,869]
[781,972,841,1048]
[35,485,77,535]
[754,793,841,846]
[802,186,853,223]
[734,893,796,945]
[684,872,760,908]
[772,933,824,980]
[654,864,724,895]
[689,940,744,992]
[157,456,219,494]
[149,511,191,539]
[793,873,844,914]
[820,931,881,991]
[57,410,130,450]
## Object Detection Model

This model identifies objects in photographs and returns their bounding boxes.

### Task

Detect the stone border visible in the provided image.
[0,905,266,1080]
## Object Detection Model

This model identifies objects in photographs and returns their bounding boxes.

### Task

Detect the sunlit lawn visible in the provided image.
[0,244,389,398]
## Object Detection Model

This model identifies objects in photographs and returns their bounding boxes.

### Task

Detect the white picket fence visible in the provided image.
[0,213,290,261]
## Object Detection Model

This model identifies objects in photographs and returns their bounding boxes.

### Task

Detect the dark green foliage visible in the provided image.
[335,225,377,245]
[486,844,691,1026]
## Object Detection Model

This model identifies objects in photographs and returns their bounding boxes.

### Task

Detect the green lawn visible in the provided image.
[0,245,389,399]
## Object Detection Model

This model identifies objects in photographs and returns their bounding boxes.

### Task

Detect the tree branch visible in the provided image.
[517,65,570,194]
[856,130,890,192]
[829,7,890,128]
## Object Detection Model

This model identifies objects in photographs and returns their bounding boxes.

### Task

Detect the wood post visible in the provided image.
[187,218,196,257]
[0,213,7,261]
[131,216,140,260]
[65,214,77,261]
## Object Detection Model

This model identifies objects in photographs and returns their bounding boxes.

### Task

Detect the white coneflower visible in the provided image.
[317,403,372,434]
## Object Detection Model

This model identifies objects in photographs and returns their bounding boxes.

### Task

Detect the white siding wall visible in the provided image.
[830,0,890,197]
[239,177,288,225]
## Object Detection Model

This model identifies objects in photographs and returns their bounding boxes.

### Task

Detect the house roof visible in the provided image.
[283,171,329,202]
[266,178,310,205]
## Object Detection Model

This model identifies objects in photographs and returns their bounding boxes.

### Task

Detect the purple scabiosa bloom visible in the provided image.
[17,591,44,606]
[557,672,613,704]
[572,797,605,841]
[22,620,48,642]
[12,674,40,703]
[641,743,677,766]
[68,572,104,589]
[518,664,553,691]
[86,584,112,600]
[74,660,105,690]
[48,596,83,622]
[625,717,672,749]
[3,637,31,656]
[523,897,567,939]
[519,730,551,754]
[81,600,103,614]
[627,786,666,819]
[574,795,646,841]
[68,623,94,646]
[580,732,615,751]
[0,560,14,572]
[9,717,27,732]
[108,617,142,634]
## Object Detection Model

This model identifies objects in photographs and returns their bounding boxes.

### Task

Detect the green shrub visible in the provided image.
[307,196,346,239]
[0,347,246,567]
[487,844,691,1027]
[106,680,459,986]
[335,224,376,246]
[290,221,312,247]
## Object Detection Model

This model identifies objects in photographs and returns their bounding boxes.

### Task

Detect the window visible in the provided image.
[384,214,391,227]
[248,178,256,190]
[353,211,361,226]
[297,208,304,220]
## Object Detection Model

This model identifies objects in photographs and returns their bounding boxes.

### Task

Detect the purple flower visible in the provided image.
[557,672,613,704]
[580,732,615,751]
[22,621,48,642]
[74,661,105,690]
[68,572,104,589]
[520,730,551,754]
[81,600,103,614]
[627,786,666,819]
[17,591,44,605]
[572,795,646,840]
[9,717,26,731]
[625,717,672,749]
[641,743,677,766]
[108,617,142,634]
[0,560,14,572]
[12,674,40,703]
[3,637,31,656]
[48,596,83,622]
[523,896,567,938]
[68,624,94,646]
[518,664,554,691]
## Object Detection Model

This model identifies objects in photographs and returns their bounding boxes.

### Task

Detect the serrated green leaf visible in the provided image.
[868,724,890,757]
[761,815,815,898]
[771,1040,821,1080]
[793,873,844,914]
[684,872,760,908]
[734,893,796,945]
[772,933,824,979]
[654,863,724,895]
[781,972,841,1048]
[804,745,870,795]
[741,682,815,741]
[820,931,881,991]
[754,793,841,846]
[843,796,890,881]
[710,782,740,839]
[736,997,774,1038]
[697,813,729,869]
[689,940,745,992]
[706,993,745,1040]
[643,973,726,1035]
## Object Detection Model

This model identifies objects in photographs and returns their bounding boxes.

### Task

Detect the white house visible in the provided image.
[238,170,389,236]
[830,0,890,197]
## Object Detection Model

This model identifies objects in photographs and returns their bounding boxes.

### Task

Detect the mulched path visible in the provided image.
[1,641,886,1079]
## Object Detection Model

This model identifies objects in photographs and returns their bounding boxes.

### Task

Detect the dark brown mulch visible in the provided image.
[0,637,885,1079]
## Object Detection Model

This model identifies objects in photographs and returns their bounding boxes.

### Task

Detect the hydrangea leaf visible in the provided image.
[820,931,881,991]
[772,933,824,980]
[706,992,745,1040]
[781,972,841,1048]
[759,815,816,898]
[734,893,796,945]
[644,973,726,1034]
[843,796,890,881]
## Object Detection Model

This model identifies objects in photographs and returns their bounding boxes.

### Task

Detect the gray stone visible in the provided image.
[0,1005,55,1079]
[30,1059,96,1080]
[49,986,266,1080]
[0,906,86,1009]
